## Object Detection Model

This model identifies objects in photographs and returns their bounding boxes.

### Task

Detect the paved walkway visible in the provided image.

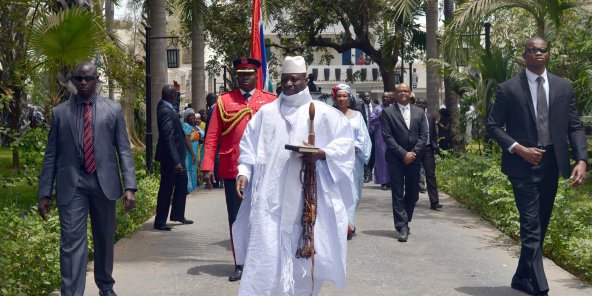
[84,183,591,296]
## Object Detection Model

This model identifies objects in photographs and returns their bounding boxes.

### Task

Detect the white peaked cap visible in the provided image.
[281,56,307,74]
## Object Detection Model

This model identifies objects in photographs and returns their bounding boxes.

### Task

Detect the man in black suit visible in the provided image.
[154,85,193,231]
[358,92,378,182]
[381,83,428,242]
[487,36,587,296]
[38,61,136,296]
[415,97,442,210]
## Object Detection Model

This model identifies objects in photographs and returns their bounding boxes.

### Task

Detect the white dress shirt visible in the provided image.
[398,102,410,129]
[509,68,549,152]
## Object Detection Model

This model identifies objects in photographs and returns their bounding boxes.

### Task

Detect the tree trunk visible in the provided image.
[380,67,396,91]
[444,0,462,153]
[105,0,115,100]
[425,0,439,114]
[192,2,206,111]
[9,87,22,170]
[148,0,168,146]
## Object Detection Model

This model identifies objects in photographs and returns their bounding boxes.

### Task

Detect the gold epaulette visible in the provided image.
[217,95,253,136]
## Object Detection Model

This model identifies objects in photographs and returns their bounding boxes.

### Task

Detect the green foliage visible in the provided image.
[437,154,592,283]
[0,174,160,295]
[29,7,106,71]
[203,0,252,78]
[0,129,48,210]
[548,12,592,114]
[0,128,160,294]
[114,174,159,241]
[0,206,61,296]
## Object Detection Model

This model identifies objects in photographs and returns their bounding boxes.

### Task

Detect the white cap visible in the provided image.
[282,56,307,74]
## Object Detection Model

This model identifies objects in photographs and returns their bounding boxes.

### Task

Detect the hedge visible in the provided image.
[437,154,592,283]
[0,173,160,296]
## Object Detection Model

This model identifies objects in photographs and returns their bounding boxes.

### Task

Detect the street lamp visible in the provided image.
[456,22,492,67]
[142,24,179,174]
[166,46,180,68]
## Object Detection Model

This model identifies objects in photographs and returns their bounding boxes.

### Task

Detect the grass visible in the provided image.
[0,146,39,210]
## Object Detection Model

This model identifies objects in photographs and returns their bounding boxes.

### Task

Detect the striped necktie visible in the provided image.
[83,101,96,174]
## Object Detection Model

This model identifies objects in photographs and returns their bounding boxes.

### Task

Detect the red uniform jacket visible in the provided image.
[201,89,276,179]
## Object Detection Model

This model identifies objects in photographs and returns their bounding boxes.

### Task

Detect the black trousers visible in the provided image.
[364,133,376,179]
[508,148,558,295]
[154,162,188,227]
[223,178,243,265]
[419,144,439,205]
[387,158,421,230]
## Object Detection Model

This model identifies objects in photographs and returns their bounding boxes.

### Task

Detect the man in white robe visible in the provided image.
[233,56,355,296]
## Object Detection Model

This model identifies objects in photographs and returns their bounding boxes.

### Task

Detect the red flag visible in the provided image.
[250,0,268,90]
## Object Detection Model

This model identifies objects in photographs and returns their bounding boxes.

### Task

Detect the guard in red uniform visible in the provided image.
[201,57,276,281]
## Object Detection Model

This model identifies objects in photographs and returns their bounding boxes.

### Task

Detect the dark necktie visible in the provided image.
[536,76,550,146]
[83,101,96,174]
[243,92,251,100]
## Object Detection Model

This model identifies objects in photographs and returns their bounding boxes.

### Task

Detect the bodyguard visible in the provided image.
[38,61,136,296]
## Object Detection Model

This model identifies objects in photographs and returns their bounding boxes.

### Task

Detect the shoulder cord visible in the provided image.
[216,96,254,136]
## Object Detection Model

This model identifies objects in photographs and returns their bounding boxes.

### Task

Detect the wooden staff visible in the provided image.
[296,102,318,291]
[308,102,315,145]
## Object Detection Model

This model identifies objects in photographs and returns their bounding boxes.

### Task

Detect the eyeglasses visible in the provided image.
[73,76,97,82]
[416,102,427,106]
[525,47,548,54]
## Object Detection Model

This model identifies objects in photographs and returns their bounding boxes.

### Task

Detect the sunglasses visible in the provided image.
[73,76,97,82]
[525,47,548,54]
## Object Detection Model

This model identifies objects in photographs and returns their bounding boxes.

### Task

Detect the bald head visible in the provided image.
[162,85,178,104]
[75,61,97,75]
[73,61,98,99]
[524,36,546,51]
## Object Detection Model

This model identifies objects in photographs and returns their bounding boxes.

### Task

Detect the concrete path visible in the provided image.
[84,183,591,296]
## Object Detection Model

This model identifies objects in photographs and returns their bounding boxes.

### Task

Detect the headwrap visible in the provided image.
[182,108,195,120]
[194,112,201,119]
[332,83,352,100]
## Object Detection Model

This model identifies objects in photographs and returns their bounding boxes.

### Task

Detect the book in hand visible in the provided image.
[285,144,320,153]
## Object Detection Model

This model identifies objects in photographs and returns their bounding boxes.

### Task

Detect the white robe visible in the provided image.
[346,110,372,228]
[233,89,355,296]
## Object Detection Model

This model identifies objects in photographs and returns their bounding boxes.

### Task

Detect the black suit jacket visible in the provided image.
[357,101,379,125]
[155,100,186,166]
[487,70,587,178]
[426,111,438,148]
[381,103,428,162]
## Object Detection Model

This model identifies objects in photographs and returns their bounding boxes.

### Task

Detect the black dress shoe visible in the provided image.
[398,227,409,242]
[511,276,534,295]
[430,203,443,210]
[171,218,194,224]
[99,289,117,296]
[229,265,243,282]
[154,224,172,231]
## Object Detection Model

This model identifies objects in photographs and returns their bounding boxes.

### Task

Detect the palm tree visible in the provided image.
[178,0,207,111]
[29,7,106,111]
[443,0,462,152]
[425,0,439,114]
[429,46,517,149]
[451,0,582,38]
[148,0,168,145]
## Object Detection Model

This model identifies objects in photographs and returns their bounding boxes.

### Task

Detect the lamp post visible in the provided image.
[143,24,179,174]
